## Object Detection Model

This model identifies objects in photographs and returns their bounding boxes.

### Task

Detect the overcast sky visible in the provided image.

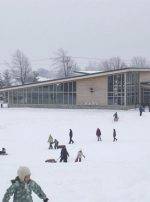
[0,0,150,69]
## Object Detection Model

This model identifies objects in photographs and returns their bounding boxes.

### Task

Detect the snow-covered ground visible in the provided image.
[0,108,150,202]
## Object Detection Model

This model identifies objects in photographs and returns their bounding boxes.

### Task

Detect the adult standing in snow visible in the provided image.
[113,112,119,122]
[113,129,117,142]
[48,134,53,149]
[69,129,74,144]
[60,146,69,162]
[2,166,49,202]
[75,149,85,162]
[139,105,143,116]
[96,128,102,141]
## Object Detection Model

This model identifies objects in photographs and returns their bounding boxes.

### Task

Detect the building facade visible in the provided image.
[1,68,150,109]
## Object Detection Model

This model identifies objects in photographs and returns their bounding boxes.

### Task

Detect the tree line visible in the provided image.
[0,48,149,88]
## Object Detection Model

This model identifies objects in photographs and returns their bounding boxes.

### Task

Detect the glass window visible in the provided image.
[54,84,57,92]
[108,97,113,105]
[31,87,38,104]
[39,87,42,104]
[23,89,27,104]
[73,93,76,105]
[108,74,126,106]
[69,82,72,92]
[108,75,113,91]
[43,93,49,104]
[18,90,24,104]
[108,92,113,96]
[69,93,73,104]
[64,83,68,92]
[56,83,63,92]
[49,93,54,104]
[53,93,56,104]
[64,93,68,104]
[43,86,49,104]
[49,85,53,92]
[43,86,48,92]
[9,91,13,104]
[13,90,18,104]
[73,82,76,92]
[27,88,31,104]
[57,93,63,104]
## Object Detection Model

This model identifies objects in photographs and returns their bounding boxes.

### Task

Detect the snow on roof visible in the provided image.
[37,76,50,81]
[74,70,102,75]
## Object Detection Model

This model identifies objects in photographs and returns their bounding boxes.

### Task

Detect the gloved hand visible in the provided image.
[43,198,49,202]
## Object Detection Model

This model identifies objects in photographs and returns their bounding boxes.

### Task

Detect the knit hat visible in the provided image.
[17,166,31,182]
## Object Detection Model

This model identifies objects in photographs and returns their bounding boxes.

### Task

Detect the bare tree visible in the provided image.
[3,69,12,87]
[11,50,32,85]
[26,71,39,83]
[0,73,4,88]
[101,57,127,70]
[100,60,112,71]
[53,48,77,78]
[131,56,149,68]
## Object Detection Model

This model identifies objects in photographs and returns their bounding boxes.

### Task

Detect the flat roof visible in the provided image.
[0,67,150,92]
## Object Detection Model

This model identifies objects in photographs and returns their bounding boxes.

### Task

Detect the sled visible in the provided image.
[45,159,57,163]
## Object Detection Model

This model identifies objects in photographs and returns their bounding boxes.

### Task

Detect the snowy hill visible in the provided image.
[0,108,150,202]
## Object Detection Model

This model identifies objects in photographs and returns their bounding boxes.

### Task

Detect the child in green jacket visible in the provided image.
[2,166,49,202]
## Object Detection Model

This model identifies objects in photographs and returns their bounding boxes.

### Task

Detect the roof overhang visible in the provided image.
[0,68,150,92]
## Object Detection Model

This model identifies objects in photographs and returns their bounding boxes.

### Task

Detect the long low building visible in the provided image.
[0,68,150,109]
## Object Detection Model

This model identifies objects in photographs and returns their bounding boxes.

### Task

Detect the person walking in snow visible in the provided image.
[2,166,49,202]
[69,129,74,144]
[139,105,144,116]
[113,129,117,142]
[48,134,53,149]
[75,149,85,162]
[53,139,59,149]
[113,112,119,122]
[60,146,69,162]
[96,128,102,141]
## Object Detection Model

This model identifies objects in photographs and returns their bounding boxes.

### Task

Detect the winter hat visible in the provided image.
[17,166,31,182]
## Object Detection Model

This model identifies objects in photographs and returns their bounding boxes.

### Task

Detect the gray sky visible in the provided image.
[0,0,150,69]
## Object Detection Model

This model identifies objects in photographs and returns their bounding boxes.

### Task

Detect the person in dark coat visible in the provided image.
[60,146,69,162]
[69,129,74,144]
[53,139,59,149]
[0,148,7,155]
[96,128,102,141]
[113,129,117,142]
[113,112,119,121]
[139,105,144,116]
